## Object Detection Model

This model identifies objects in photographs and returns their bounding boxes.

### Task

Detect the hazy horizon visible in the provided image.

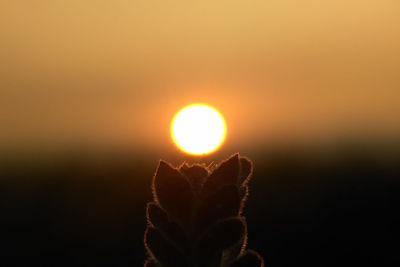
[1,1,399,154]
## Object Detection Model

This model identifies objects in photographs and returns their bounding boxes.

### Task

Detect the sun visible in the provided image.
[171,104,227,155]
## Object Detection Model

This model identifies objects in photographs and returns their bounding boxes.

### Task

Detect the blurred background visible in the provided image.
[1,1,399,266]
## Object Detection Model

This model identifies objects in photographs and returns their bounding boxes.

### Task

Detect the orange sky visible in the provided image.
[1,1,399,153]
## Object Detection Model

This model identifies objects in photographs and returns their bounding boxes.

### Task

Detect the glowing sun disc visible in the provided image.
[171,104,226,155]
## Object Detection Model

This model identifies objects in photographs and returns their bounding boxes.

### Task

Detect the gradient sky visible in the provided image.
[1,1,399,154]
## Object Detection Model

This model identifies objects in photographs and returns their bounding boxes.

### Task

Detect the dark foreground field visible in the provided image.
[1,146,399,266]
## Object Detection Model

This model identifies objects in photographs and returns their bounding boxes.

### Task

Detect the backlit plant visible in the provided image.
[144,153,264,267]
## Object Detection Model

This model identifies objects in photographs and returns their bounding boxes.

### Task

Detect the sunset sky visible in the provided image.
[1,1,399,154]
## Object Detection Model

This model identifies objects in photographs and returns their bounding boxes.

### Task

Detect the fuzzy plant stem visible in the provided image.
[144,153,264,267]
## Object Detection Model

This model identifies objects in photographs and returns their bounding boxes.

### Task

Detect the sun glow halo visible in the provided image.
[171,104,226,155]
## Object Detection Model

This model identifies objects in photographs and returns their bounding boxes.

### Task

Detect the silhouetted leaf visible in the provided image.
[239,157,253,187]
[146,203,188,250]
[239,185,249,214]
[197,217,246,253]
[144,258,159,267]
[153,161,194,222]
[221,223,248,266]
[196,185,240,232]
[179,163,209,195]
[146,202,168,228]
[144,226,188,267]
[229,250,264,267]
[195,251,223,267]
[162,221,189,251]
[195,217,246,267]
[202,154,240,198]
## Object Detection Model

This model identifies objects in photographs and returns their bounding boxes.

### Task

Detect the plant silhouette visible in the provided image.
[144,153,264,267]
